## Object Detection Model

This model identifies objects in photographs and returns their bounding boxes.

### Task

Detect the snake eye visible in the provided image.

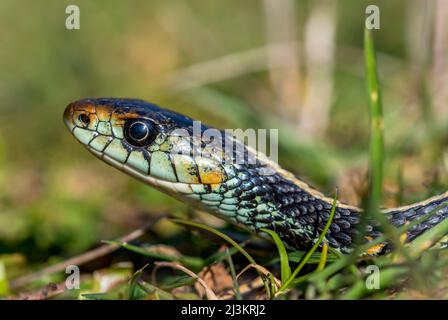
[78,114,90,126]
[124,119,158,147]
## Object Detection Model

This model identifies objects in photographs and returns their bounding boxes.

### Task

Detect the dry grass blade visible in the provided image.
[7,282,67,300]
[171,218,273,297]
[153,261,218,300]
[299,0,336,138]
[9,217,164,290]
[196,263,234,299]
[262,0,302,117]
[433,0,448,124]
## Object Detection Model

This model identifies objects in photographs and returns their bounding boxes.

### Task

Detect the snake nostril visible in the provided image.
[78,114,91,126]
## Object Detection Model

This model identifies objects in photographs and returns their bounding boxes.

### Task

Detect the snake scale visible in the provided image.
[63,98,448,255]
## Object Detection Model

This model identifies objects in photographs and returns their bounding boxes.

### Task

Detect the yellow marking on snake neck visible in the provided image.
[200,171,223,184]
[366,243,386,255]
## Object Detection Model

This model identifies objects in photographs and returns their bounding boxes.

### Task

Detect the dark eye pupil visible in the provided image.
[124,120,157,147]
[129,122,149,140]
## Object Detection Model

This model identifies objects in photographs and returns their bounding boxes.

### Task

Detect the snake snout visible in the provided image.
[63,99,97,131]
[63,103,75,130]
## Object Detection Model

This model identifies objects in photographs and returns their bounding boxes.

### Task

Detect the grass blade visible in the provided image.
[171,219,276,298]
[103,240,204,270]
[317,243,329,271]
[364,27,384,214]
[363,27,403,251]
[171,219,256,265]
[407,216,448,256]
[261,228,291,284]
[225,248,242,300]
[280,191,338,291]
[285,250,337,264]
[128,264,149,300]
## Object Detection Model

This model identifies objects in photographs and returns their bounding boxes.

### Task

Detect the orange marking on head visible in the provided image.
[115,112,141,120]
[111,112,141,126]
[73,102,95,113]
[95,105,114,121]
[200,171,224,184]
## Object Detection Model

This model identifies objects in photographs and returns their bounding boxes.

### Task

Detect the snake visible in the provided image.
[63,98,448,255]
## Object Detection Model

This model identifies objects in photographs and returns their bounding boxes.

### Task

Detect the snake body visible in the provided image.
[63,98,448,254]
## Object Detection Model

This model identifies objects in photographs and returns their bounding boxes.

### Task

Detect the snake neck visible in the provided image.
[210,162,367,254]
[189,160,448,255]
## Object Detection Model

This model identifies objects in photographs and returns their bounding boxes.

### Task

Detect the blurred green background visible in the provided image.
[0,0,447,265]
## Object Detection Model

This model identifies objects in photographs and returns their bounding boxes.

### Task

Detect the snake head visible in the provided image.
[63,98,232,196]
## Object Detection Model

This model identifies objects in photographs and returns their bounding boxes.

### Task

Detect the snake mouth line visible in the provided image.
[86,146,198,196]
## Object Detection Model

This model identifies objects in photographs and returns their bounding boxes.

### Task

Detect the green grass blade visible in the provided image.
[159,275,197,290]
[407,215,448,257]
[103,240,204,270]
[171,219,256,265]
[204,246,240,265]
[128,264,149,300]
[341,266,408,299]
[226,248,242,300]
[286,250,337,263]
[290,243,331,287]
[137,281,174,300]
[261,228,291,284]
[364,27,384,213]
[280,191,338,291]
[363,27,403,250]
[0,262,10,297]
[317,243,329,271]
[81,293,113,300]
